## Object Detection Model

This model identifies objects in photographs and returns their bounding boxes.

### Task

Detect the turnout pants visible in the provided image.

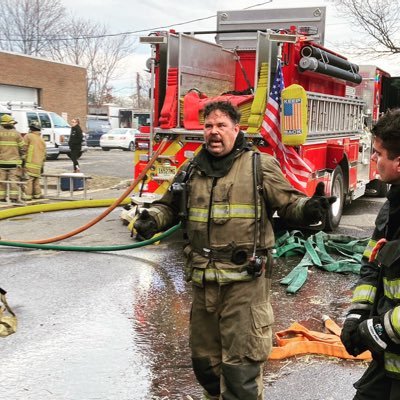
[354,360,400,400]
[0,168,21,201]
[190,274,273,400]
[24,175,42,200]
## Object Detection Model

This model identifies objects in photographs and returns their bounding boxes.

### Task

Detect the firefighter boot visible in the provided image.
[221,362,262,400]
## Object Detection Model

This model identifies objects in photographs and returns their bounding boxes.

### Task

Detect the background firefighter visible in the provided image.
[0,114,25,203]
[23,121,46,200]
[341,109,400,400]
[133,101,336,400]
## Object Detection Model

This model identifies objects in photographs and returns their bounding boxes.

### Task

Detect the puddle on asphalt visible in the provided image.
[126,241,358,398]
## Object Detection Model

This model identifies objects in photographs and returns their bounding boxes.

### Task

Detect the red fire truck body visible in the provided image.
[134,7,400,229]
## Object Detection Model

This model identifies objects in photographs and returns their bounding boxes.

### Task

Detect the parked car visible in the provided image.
[86,115,111,147]
[100,128,139,151]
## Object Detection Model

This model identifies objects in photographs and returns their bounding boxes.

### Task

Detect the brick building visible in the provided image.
[0,50,87,127]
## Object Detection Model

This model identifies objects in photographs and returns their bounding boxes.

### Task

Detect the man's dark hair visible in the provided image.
[372,108,400,159]
[203,101,241,124]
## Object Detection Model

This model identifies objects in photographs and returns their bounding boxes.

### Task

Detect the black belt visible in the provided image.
[193,247,268,264]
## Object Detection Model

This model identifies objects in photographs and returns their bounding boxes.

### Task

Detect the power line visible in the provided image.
[0,1,273,42]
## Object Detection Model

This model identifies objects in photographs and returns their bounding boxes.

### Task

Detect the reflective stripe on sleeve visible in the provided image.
[351,284,376,304]
[389,307,400,340]
[385,352,400,375]
[383,277,400,301]
[384,309,400,344]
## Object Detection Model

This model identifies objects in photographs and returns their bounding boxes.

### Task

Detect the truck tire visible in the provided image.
[365,179,389,198]
[102,147,110,151]
[46,154,59,160]
[325,167,344,231]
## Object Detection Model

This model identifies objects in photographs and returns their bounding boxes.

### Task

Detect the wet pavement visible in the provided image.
[0,192,384,399]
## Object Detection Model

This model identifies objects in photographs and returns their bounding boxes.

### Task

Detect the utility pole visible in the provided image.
[136,72,142,109]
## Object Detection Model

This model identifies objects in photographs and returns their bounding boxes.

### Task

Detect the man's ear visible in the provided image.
[235,123,240,134]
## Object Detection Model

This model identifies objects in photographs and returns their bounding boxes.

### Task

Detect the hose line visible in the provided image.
[0,223,181,252]
[0,139,168,245]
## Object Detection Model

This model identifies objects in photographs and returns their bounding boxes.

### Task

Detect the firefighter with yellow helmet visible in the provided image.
[133,101,336,400]
[0,114,25,202]
[23,120,46,200]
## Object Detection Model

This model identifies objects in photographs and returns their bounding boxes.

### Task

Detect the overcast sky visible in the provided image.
[59,0,400,96]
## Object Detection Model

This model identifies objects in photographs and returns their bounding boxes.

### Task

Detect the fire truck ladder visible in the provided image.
[306,92,365,139]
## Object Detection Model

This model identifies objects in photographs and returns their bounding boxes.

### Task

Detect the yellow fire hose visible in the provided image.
[0,139,182,251]
[0,139,167,245]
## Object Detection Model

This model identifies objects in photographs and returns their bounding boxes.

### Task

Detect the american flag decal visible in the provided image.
[283,98,302,134]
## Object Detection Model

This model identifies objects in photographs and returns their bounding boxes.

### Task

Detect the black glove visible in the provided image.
[358,317,390,355]
[340,312,368,356]
[133,209,158,241]
[303,182,337,224]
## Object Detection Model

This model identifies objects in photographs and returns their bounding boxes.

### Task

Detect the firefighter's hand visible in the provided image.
[133,209,158,241]
[303,182,337,224]
[340,313,368,356]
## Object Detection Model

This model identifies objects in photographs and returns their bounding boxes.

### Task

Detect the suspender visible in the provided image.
[253,151,271,247]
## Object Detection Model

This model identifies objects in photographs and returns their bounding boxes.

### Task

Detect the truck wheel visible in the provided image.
[102,147,110,151]
[46,154,59,160]
[325,167,344,231]
[128,142,135,151]
[365,179,389,198]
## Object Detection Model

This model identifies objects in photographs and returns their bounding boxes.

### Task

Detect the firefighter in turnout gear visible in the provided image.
[0,114,25,202]
[134,101,336,400]
[23,121,46,200]
[340,109,400,400]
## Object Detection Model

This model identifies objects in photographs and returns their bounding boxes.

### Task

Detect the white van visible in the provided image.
[0,103,87,160]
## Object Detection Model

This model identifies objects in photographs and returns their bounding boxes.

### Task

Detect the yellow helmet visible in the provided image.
[0,114,17,125]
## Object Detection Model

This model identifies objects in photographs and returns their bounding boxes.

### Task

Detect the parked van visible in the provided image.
[86,115,111,147]
[0,102,87,160]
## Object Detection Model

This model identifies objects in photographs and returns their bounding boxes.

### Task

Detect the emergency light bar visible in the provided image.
[140,36,168,44]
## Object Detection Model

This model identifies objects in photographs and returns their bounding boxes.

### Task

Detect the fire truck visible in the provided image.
[133,6,400,230]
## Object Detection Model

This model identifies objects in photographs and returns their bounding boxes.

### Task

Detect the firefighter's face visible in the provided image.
[371,137,400,184]
[203,110,240,157]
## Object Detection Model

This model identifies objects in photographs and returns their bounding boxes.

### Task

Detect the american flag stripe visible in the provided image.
[259,60,312,192]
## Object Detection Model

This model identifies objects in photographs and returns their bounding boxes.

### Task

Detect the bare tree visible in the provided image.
[48,16,135,105]
[0,0,66,55]
[332,0,400,57]
[0,0,136,105]
[85,32,134,106]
